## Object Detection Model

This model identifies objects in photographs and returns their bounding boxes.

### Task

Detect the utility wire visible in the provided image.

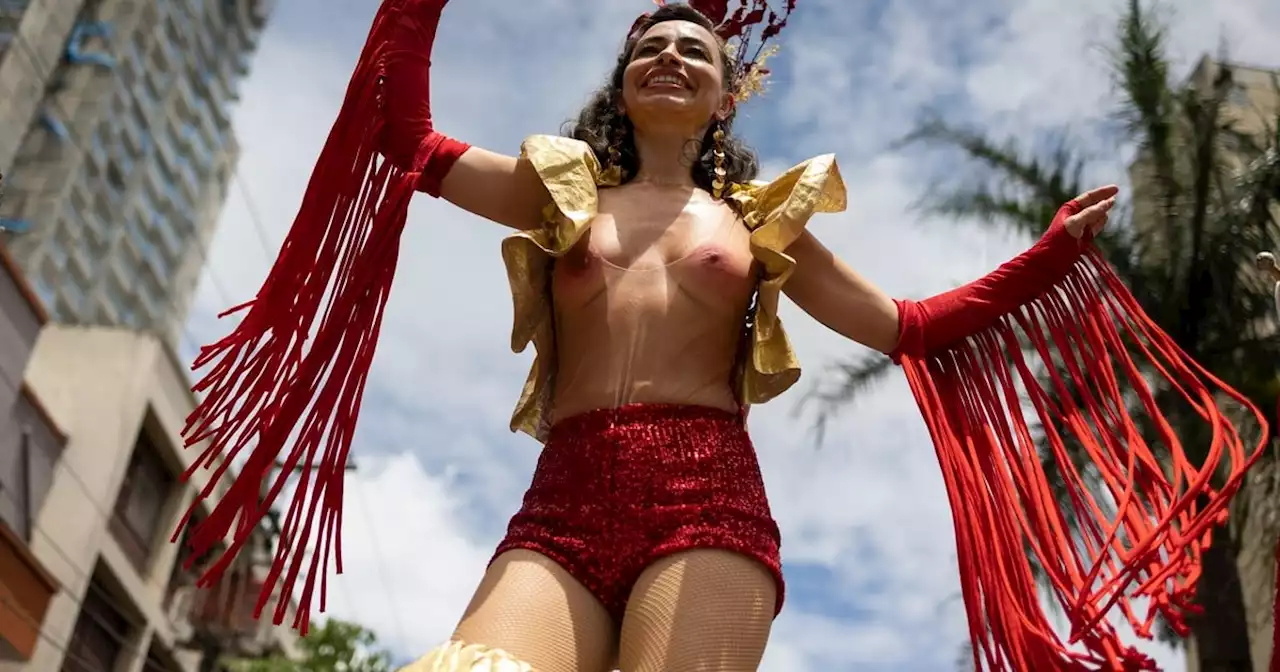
[8,8,411,657]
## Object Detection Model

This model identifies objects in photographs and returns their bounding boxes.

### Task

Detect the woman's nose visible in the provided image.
[655,47,681,66]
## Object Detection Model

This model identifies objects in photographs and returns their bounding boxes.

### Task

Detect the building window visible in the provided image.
[146,643,183,672]
[0,392,67,541]
[1228,82,1251,107]
[32,272,58,315]
[61,582,130,672]
[0,430,34,541]
[164,515,204,606]
[110,431,174,571]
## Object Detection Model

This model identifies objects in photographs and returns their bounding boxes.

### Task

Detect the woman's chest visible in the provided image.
[558,193,755,277]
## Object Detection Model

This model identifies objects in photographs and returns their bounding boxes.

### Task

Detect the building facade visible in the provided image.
[0,323,299,672]
[0,0,272,346]
[1125,56,1279,672]
[1128,58,1280,264]
[0,236,67,667]
[0,0,295,669]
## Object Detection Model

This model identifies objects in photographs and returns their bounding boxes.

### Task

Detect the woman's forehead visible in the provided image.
[635,19,718,47]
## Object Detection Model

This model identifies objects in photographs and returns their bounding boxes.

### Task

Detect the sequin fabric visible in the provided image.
[501,135,847,441]
[493,403,784,624]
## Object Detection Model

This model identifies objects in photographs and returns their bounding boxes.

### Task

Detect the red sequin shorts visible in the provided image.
[493,403,784,624]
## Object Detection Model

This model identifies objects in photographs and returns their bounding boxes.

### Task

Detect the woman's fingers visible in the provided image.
[1065,193,1116,238]
[1071,185,1120,209]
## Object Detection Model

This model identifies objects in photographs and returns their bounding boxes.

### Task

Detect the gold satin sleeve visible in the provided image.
[726,154,847,403]
[500,135,601,439]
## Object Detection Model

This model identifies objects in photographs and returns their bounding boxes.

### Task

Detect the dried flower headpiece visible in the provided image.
[630,0,795,103]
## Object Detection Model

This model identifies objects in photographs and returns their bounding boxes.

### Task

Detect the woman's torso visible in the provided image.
[549,183,757,423]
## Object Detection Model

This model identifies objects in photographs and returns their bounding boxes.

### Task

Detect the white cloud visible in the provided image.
[320,452,491,657]
[188,0,1280,669]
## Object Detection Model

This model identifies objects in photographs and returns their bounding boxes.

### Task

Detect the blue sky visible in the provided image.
[186,0,1280,669]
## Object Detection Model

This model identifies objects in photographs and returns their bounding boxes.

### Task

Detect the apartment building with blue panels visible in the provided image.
[0,0,272,345]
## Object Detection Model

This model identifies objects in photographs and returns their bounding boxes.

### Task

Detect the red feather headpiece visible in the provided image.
[631,0,796,102]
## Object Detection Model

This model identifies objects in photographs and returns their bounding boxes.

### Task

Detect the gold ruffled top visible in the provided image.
[502,135,847,441]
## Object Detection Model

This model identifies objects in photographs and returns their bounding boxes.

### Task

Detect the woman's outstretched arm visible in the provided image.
[378,0,550,231]
[780,231,901,353]
[781,186,1117,354]
[438,148,551,231]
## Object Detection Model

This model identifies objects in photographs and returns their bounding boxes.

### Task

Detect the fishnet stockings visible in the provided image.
[453,550,617,672]
[619,549,776,672]
[450,549,776,672]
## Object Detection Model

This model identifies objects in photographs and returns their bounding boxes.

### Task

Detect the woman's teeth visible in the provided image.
[647,74,685,88]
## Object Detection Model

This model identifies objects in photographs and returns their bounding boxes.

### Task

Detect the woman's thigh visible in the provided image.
[618,549,777,672]
[453,549,618,672]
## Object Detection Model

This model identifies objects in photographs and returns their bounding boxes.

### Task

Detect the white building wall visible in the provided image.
[1,325,297,672]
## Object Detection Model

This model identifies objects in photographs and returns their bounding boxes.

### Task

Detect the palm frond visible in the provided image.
[928,186,1048,234]
[893,1,1279,664]
[896,118,1085,238]
[1109,0,1181,237]
[901,118,1080,200]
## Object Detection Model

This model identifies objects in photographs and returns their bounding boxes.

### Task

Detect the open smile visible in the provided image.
[642,70,692,90]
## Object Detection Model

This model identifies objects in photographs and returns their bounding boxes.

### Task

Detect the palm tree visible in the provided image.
[804,1,1280,668]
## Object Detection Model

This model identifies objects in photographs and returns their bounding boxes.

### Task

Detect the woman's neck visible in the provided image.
[631,127,704,188]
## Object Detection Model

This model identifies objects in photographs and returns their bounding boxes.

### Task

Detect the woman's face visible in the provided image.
[621,20,732,132]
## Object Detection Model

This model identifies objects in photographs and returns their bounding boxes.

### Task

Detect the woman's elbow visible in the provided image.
[845,299,900,354]
[792,288,900,354]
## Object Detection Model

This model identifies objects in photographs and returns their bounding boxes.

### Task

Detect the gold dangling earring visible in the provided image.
[712,123,727,199]
[600,122,624,186]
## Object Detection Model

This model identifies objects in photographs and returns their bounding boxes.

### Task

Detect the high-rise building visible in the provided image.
[0,0,273,346]
[0,2,298,670]
[1128,57,1280,257]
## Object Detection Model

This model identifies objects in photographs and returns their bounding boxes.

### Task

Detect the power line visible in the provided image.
[0,467,205,672]
[231,174,414,650]
[216,85,413,652]
[8,8,413,653]
[0,590,182,672]
[350,476,410,652]
[0,28,282,662]
[230,169,278,268]
[0,412,316,671]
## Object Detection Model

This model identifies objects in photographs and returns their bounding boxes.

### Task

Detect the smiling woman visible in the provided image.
[174,1,1271,671]
[567,4,759,199]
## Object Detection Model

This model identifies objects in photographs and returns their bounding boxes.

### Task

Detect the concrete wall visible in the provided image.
[0,249,58,542]
[2,325,297,672]
[1,0,265,351]
[0,243,65,663]
[0,0,87,174]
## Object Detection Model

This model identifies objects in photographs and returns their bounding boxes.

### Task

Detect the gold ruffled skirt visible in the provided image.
[400,641,534,671]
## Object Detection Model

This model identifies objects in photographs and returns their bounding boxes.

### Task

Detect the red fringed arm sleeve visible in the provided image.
[892,201,1270,671]
[175,0,468,633]
[1273,406,1280,672]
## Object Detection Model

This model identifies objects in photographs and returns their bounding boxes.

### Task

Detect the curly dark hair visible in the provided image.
[563,4,759,194]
